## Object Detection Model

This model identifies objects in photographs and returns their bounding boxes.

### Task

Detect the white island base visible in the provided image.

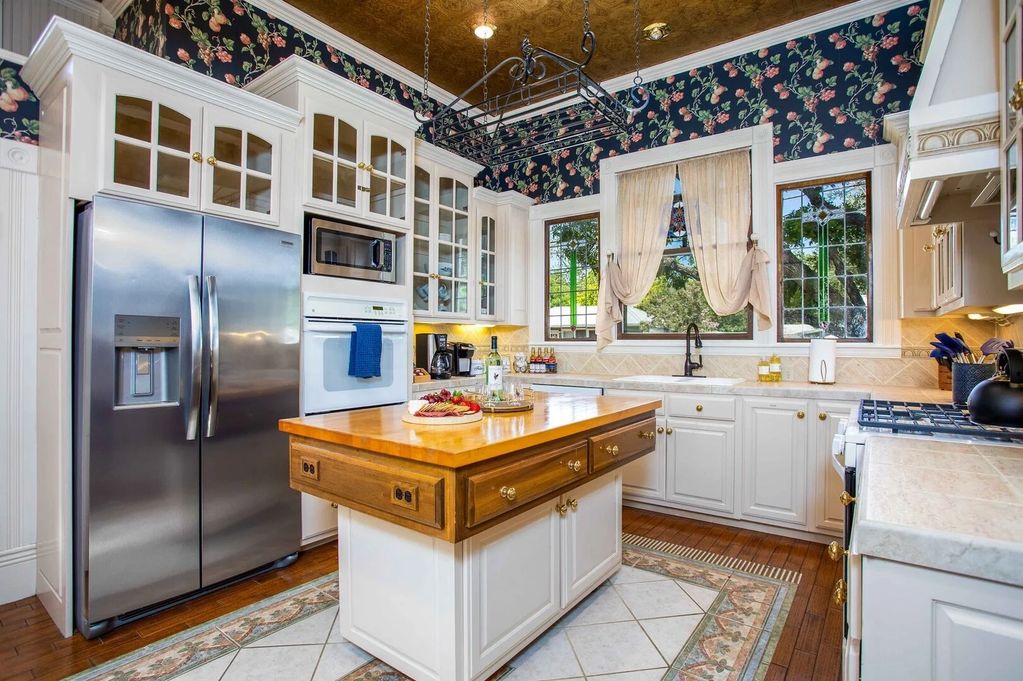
[337,472,623,681]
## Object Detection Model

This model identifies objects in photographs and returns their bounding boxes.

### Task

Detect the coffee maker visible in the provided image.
[451,342,475,377]
[416,333,453,380]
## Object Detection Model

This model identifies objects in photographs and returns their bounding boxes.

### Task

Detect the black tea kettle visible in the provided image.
[967,348,1023,427]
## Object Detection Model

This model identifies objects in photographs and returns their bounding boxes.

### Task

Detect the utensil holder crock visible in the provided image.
[952,363,996,405]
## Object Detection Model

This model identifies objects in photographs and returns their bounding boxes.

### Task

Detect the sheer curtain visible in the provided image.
[595,164,676,350]
[676,149,772,330]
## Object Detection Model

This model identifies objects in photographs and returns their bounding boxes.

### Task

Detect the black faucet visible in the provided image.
[683,323,703,377]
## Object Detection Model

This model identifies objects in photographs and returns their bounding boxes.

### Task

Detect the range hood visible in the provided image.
[884,0,1000,229]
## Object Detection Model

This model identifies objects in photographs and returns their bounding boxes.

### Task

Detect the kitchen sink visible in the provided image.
[616,375,744,386]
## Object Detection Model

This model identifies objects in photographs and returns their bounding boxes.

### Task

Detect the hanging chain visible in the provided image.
[482,0,489,104]
[632,0,642,85]
[422,0,431,103]
[582,0,590,34]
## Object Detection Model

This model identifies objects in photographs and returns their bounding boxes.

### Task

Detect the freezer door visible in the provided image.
[199,216,301,585]
[74,197,204,627]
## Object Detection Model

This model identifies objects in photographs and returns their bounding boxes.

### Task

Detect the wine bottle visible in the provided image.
[485,335,503,395]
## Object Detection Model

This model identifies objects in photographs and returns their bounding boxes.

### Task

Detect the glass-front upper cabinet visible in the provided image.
[478,212,498,320]
[1002,0,1023,272]
[366,129,408,223]
[310,112,359,210]
[200,110,279,222]
[108,92,203,208]
[410,159,472,319]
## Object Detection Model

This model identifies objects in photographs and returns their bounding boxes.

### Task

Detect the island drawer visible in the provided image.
[289,440,445,529]
[589,417,657,473]
[465,441,588,527]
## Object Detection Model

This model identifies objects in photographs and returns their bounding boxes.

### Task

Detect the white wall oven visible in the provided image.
[302,294,409,414]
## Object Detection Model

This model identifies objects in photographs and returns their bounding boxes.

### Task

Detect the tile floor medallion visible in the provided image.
[67,534,798,681]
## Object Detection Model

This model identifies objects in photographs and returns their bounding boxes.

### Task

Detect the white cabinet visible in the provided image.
[620,416,667,500]
[301,494,336,546]
[666,417,736,517]
[1002,0,1023,280]
[245,55,417,231]
[560,474,621,604]
[102,80,286,224]
[931,222,963,308]
[740,397,808,527]
[477,202,499,321]
[861,557,1023,680]
[468,502,561,677]
[810,400,855,535]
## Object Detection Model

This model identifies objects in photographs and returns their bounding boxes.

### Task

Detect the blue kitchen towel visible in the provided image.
[348,323,382,378]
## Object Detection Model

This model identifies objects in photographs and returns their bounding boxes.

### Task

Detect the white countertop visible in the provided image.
[854,434,1023,587]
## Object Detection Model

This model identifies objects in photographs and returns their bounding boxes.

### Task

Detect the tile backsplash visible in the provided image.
[414,318,1003,388]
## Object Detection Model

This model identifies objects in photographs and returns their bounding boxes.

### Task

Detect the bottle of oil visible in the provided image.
[757,357,770,382]
[769,353,782,382]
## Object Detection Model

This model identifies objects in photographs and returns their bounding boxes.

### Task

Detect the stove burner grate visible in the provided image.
[858,400,1023,442]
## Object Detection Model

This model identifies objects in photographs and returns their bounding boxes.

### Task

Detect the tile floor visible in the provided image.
[173,564,724,681]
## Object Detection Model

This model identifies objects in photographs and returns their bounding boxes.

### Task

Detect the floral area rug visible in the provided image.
[66,535,798,681]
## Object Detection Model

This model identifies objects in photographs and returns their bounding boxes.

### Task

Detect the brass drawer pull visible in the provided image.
[567,459,582,472]
[191,151,203,163]
[695,404,703,412]
[656,426,664,433]
[556,502,568,516]
[797,410,805,419]
[568,497,578,510]
[602,443,619,456]
[833,578,847,606]
[827,541,847,562]
[839,491,856,506]
[639,430,656,439]
[499,485,517,502]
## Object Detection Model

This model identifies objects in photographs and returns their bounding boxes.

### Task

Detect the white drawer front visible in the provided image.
[604,389,664,415]
[666,394,735,421]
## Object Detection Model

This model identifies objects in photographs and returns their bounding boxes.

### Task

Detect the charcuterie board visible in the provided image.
[401,411,483,426]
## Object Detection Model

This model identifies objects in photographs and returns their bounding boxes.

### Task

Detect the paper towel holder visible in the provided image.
[808,337,837,384]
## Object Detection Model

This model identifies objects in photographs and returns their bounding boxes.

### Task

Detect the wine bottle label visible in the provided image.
[487,365,503,390]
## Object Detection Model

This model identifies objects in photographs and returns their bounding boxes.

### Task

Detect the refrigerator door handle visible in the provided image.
[205,275,220,438]
[186,275,202,441]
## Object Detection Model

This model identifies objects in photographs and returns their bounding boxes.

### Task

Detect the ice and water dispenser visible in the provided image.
[113,314,181,407]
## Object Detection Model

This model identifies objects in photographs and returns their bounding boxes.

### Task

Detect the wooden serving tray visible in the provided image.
[401,411,484,426]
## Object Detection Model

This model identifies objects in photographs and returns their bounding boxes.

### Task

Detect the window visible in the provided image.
[777,173,872,341]
[620,176,752,338]
[546,214,600,340]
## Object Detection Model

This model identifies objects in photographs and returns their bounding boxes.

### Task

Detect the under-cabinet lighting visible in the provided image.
[915,179,943,222]
[993,303,1023,316]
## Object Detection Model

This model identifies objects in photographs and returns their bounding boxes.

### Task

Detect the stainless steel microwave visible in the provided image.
[306,216,396,283]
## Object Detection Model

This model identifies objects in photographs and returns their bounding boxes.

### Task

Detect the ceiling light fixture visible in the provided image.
[474,23,495,40]
[642,21,671,41]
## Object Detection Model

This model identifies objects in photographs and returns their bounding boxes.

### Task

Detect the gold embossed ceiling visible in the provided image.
[283,0,857,97]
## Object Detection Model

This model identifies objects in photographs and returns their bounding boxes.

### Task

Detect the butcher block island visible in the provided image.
[279,393,660,681]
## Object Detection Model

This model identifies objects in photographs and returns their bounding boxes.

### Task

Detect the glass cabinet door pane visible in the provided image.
[1007,23,1019,125]
[415,166,430,199]
[437,278,452,312]
[455,215,468,245]
[438,243,453,278]
[246,174,272,214]
[371,136,388,171]
[312,157,333,201]
[390,180,406,219]
[246,135,272,174]
[391,142,407,179]
[480,217,489,251]
[454,282,468,313]
[212,166,242,207]
[413,238,430,274]
[440,177,454,207]
[1008,141,1019,249]
[158,106,190,151]
[338,120,358,162]
[214,128,242,166]
[336,164,357,207]
[113,141,150,188]
[313,114,334,154]
[455,248,468,278]
[438,210,453,242]
[156,152,189,196]
[455,182,469,211]
[369,174,387,214]
[115,96,152,142]
[414,202,430,236]
[413,275,430,311]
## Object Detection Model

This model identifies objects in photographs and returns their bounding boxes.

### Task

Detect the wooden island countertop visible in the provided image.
[279,393,660,542]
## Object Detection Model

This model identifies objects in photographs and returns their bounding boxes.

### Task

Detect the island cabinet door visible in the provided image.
[561,473,622,606]
[466,502,561,677]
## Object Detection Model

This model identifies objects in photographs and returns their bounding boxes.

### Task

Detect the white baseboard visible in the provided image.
[0,545,38,605]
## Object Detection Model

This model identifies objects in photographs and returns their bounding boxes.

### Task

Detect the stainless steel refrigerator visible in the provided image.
[73,196,301,638]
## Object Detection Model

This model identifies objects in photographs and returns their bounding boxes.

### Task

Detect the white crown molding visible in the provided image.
[528,193,600,221]
[101,0,135,18]
[53,0,105,19]
[474,186,532,207]
[245,55,418,131]
[1,140,40,173]
[21,18,301,131]
[416,139,484,176]
[0,49,26,64]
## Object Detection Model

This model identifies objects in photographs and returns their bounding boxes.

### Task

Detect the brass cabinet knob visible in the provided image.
[665,427,673,434]
[1011,79,1023,111]
[191,151,203,163]
[357,161,366,169]
[827,541,847,562]
[206,155,217,166]
[832,578,847,606]
[330,502,338,509]
[567,459,582,472]
[602,443,620,456]
[695,404,704,412]
[818,412,827,421]
[568,498,578,510]
[556,502,568,516]
[639,430,656,439]
[797,410,805,419]
[922,244,935,252]
[839,491,856,507]
[656,426,665,433]
[366,164,375,172]
[499,485,517,501]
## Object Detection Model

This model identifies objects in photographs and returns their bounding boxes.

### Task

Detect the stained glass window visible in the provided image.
[546,214,600,340]
[778,174,872,341]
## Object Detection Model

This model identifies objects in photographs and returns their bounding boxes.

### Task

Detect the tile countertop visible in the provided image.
[505,372,952,402]
[853,435,1023,587]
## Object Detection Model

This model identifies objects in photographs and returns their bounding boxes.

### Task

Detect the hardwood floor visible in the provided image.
[0,509,841,680]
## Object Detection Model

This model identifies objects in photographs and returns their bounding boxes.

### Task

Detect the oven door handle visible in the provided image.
[304,324,407,335]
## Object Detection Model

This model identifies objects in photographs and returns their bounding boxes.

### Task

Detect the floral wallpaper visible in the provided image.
[115,0,437,116]
[0,60,39,145]
[478,2,929,203]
